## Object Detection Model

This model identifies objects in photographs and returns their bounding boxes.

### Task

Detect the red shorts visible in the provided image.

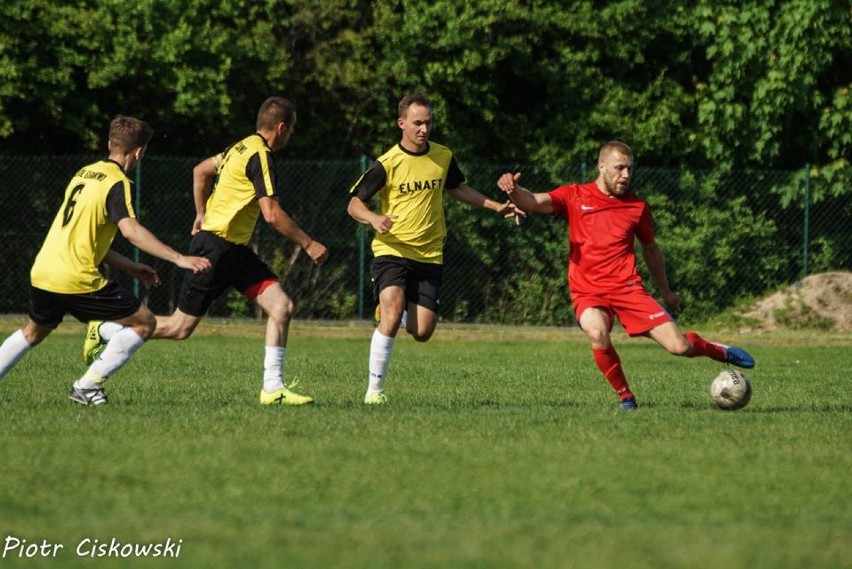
[571,285,673,336]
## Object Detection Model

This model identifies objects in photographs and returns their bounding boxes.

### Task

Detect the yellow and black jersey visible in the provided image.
[30,159,135,294]
[349,142,464,264]
[202,133,278,245]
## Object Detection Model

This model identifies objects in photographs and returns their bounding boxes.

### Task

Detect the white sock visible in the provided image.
[366,329,394,396]
[0,330,33,379]
[97,321,125,342]
[401,310,408,329]
[83,327,146,384]
[263,346,286,393]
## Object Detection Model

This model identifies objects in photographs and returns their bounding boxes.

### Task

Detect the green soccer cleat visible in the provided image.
[82,320,106,365]
[363,391,388,405]
[260,381,315,406]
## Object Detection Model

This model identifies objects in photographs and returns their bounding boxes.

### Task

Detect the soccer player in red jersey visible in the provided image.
[497,141,755,410]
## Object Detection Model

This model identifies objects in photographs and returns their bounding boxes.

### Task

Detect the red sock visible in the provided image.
[592,346,633,400]
[684,332,726,362]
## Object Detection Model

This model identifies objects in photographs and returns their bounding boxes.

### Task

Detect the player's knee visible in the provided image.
[22,330,47,347]
[136,311,157,340]
[668,337,691,356]
[268,297,294,322]
[411,329,434,342]
[409,320,437,342]
[585,327,609,345]
[22,320,52,346]
[170,327,194,341]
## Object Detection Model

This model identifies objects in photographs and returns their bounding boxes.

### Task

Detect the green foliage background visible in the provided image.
[0,0,849,324]
[1,0,849,173]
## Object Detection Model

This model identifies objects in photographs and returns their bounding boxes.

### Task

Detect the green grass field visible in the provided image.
[0,317,849,569]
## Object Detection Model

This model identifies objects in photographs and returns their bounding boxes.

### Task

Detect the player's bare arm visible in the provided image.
[496,172,554,214]
[346,195,396,234]
[259,196,328,264]
[641,240,682,312]
[102,250,161,287]
[446,183,524,221]
[191,154,220,235]
[496,172,553,214]
[116,217,212,274]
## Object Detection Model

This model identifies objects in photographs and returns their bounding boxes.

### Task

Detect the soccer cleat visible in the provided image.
[721,345,755,369]
[363,391,388,405]
[69,384,108,406]
[619,396,638,411]
[259,380,315,406]
[82,320,106,365]
[374,305,381,324]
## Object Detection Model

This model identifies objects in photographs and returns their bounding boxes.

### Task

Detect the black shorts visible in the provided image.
[177,231,277,317]
[371,255,442,312]
[28,282,141,329]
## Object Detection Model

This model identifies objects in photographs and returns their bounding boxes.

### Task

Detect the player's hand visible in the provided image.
[128,263,161,288]
[191,214,204,235]
[497,172,522,195]
[503,202,527,225]
[663,291,682,313]
[305,240,329,264]
[494,201,526,226]
[371,214,397,234]
[177,255,213,274]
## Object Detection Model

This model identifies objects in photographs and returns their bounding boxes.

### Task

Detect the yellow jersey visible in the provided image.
[30,159,136,294]
[202,133,277,245]
[350,142,464,264]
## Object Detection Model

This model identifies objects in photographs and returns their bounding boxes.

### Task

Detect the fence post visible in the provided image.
[801,163,810,279]
[133,159,142,297]
[357,155,367,319]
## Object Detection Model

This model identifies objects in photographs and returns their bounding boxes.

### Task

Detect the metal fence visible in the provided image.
[1,155,849,325]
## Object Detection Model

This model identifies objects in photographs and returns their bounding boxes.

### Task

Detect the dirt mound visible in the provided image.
[744,272,852,331]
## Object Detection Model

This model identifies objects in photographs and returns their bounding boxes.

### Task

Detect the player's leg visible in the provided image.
[578,302,637,409]
[620,287,755,369]
[151,235,222,342]
[83,247,215,362]
[682,331,755,368]
[253,281,312,405]
[364,257,413,404]
[645,320,754,369]
[152,310,204,340]
[365,284,406,404]
[147,228,224,343]
[0,317,54,380]
[85,309,203,366]
[71,300,156,406]
[404,303,438,342]
[404,260,441,342]
[646,321,691,355]
[377,285,407,338]
[1,286,67,380]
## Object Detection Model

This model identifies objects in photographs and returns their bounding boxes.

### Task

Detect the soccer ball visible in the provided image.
[710,369,752,410]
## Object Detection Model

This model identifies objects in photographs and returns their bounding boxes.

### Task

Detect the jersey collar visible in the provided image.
[397,142,430,156]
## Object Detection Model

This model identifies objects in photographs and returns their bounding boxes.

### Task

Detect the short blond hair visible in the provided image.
[599,140,633,162]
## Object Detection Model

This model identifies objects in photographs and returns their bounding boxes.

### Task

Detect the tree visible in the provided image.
[0,0,848,173]
[694,0,851,171]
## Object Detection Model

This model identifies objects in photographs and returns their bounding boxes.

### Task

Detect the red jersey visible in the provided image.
[548,181,655,295]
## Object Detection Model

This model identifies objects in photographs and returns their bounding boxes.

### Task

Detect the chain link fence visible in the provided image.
[1,155,849,325]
